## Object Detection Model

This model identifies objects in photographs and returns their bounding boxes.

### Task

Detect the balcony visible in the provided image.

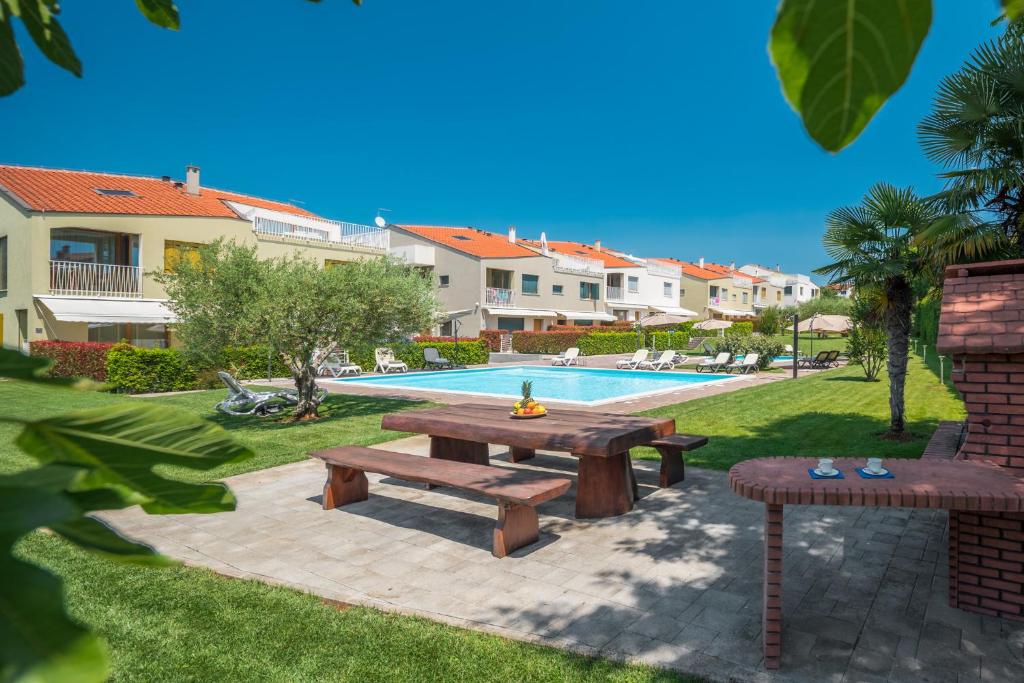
[235,203,389,253]
[485,287,515,307]
[606,286,641,303]
[552,253,603,277]
[708,296,722,306]
[50,260,142,298]
[646,260,681,278]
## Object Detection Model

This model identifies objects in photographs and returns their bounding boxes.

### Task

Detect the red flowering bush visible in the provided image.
[29,341,114,381]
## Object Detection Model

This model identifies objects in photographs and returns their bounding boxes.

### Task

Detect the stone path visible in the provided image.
[102,436,1024,682]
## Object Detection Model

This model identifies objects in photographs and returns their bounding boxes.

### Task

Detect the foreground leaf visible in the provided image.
[1004,0,1024,20]
[15,0,81,76]
[771,0,932,151]
[0,2,24,95]
[16,403,254,513]
[134,0,179,30]
[0,347,51,381]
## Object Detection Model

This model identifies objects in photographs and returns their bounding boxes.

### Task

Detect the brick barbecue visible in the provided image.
[937,258,1024,622]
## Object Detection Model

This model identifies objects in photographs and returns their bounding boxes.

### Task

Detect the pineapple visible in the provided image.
[521,380,533,404]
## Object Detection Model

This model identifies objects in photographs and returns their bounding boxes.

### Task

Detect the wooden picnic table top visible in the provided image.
[730,457,1024,511]
[380,403,675,457]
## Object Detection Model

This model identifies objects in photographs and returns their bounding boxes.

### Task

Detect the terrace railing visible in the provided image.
[552,253,604,277]
[485,287,515,308]
[50,260,142,298]
[646,260,681,278]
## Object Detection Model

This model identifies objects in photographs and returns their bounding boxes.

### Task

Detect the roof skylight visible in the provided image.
[94,188,138,197]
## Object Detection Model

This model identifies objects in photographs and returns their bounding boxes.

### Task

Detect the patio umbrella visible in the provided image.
[786,314,852,356]
[638,312,691,328]
[694,318,733,337]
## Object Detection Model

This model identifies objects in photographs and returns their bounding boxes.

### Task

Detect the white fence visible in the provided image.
[552,253,603,277]
[252,215,389,252]
[485,287,515,307]
[50,260,142,298]
[646,260,681,278]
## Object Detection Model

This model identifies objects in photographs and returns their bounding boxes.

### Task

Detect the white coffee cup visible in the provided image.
[818,458,835,475]
[866,458,883,474]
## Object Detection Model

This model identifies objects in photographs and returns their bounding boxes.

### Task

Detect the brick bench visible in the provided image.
[645,434,709,488]
[921,420,967,461]
[310,446,572,558]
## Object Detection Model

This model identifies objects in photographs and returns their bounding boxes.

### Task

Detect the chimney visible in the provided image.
[698,257,704,269]
[508,226,516,244]
[776,263,781,272]
[730,261,736,271]
[161,175,170,182]
[595,240,602,252]
[185,165,200,196]
[540,231,549,256]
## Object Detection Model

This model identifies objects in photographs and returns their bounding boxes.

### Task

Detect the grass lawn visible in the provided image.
[0,382,429,480]
[635,352,965,471]
[17,534,691,683]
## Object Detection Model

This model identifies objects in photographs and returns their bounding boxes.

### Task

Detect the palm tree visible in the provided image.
[815,183,936,437]
[917,23,1024,264]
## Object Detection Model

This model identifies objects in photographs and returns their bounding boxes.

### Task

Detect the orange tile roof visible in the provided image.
[396,225,538,258]
[651,257,761,283]
[534,241,639,268]
[0,165,318,218]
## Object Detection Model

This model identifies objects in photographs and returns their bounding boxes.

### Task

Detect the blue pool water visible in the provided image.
[337,365,738,405]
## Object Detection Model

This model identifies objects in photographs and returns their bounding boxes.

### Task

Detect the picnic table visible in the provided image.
[381,403,676,518]
[729,456,1024,670]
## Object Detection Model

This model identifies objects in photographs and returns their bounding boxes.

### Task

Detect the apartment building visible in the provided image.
[388,225,609,336]
[537,241,693,322]
[739,264,819,306]
[0,164,389,350]
[652,257,759,320]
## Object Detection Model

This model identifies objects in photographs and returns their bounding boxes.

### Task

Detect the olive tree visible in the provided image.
[157,241,437,420]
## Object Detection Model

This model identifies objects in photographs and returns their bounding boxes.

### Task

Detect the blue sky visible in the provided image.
[0,1,1003,278]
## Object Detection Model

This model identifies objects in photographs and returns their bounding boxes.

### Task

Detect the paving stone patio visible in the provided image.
[101,436,1024,682]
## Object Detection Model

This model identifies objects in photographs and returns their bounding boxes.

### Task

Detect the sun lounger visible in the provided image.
[616,349,649,369]
[320,351,362,377]
[423,347,454,370]
[552,347,580,366]
[798,351,831,369]
[696,352,731,373]
[702,342,717,356]
[639,350,678,371]
[374,348,408,373]
[725,353,759,374]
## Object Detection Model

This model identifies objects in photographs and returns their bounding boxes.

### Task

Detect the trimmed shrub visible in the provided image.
[646,330,690,352]
[350,340,490,371]
[106,343,198,394]
[511,330,587,354]
[29,341,114,381]
[219,345,290,380]
[744,336,786,369]
[731,321,754,336]
[479,329,504,351]
[577,332,639,356]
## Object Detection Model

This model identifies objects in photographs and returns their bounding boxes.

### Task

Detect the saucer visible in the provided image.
[862,468,889,477]
[813,468,840,477]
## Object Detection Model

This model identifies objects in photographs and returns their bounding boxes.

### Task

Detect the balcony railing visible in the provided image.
[606,286,641,302]
[646,260,681,278]
[708,296,722,306]
[552,253,603,277]
[485,287,515,307]
[252,215,389,252]
[50,260,142,298]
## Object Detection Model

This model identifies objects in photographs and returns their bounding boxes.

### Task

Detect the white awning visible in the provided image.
[482,307,559,318]
[558,311,617,322]
[651,305,699,317]
[708,306,757,318]
[35,296,177,324]
[436,308,476,323]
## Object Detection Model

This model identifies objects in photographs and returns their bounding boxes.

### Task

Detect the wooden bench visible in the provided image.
[309,446,572,558]
[644,434,709,488]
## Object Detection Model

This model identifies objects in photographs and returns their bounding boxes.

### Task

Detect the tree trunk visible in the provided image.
[292,362,321,420]
[884,278,914,435]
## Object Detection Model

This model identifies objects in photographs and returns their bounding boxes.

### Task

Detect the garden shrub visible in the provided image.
[511,330,587,354]
[29,341,113,381]
[731,321,754,336]
[646,330,689,352]
[577,332,638,356]
[744,336,786,370]
[219,345,290,380]
[912,291,941,346]
[106,343,198,394]
[849,294,887,380]
[479,329,504,351]
[350,340,490,371]
[713,333,748,357]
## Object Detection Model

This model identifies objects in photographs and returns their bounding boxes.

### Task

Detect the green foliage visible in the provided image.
[913,291,942,346]
[712,333,746,358]
[29,341,114,382]
[731,321,753,336]
[645,330,689,352]
[348,340,489,372]
[918,23,1024,263]
[796,296,853,318]
[157,240,437,418]
[219,345,290,380]
[770,0,932,151]
[712,334,784,370]
[757,306,785,335]
[0,348,251,683]
[106,343,197,394]
[510,330,587,354]
[848,322,888,382]
[577,332,640,356]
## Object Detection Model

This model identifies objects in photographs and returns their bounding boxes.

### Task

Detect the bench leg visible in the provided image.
[575,452,633,519]
[428,436,489,489]
[510,447,535,463]
[322,464,368,509]
[764,503,784,670]
[654,446,685,487]
[493,502,539,558]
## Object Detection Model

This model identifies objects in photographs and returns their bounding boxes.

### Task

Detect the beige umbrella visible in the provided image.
[639,313,692,328]
[787,314,852,334]
[694,319,733,331]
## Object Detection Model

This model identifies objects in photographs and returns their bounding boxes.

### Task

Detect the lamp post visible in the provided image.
[792,313,799,379]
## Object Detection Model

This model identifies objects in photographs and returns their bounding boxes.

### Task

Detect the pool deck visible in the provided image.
[308,354,838,413]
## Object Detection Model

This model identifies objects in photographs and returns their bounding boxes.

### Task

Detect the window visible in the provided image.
[94,188,138,197]
[522,274,539,295]
[0,236,7,294]
[52,228,139,266]
[439,274,450,287]
[680,289,686,298]
[799,286,804,296]
[497,317,525,331]
[88,323,167,348]
[163,240,205,272]
[776,290,782,302]
[574,320,594,326]
[324,259,348,269]
[439,320,454,336]
[784,285,793,295]
[709,285,719,297]
[663,282,672,297]
[552,284,563,295]
[451,235,471,241]
[579,281,600,300]
[627,276,639,293]
[742,292,748,304]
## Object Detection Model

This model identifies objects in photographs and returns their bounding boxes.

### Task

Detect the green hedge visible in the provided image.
[511,331,587,354]
[220,346,291,379]
[350,340,490,371]
[913,292,941,346]
[731,321,754,336]
[577,332,639,355]
[645,330,690,352]
[106,343,198,394]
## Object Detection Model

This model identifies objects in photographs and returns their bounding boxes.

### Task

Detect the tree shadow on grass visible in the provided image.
[204,393,431,433]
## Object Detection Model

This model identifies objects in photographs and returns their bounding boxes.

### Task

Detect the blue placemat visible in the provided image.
[808,468,844,480]
[855,467,895,479]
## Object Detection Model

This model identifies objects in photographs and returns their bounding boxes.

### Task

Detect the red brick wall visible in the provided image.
[949,511,1024,621]
[952,353,1024,470]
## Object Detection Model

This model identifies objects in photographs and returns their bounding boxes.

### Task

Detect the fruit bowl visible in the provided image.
[510,411,547,419]
[511,380,547,418]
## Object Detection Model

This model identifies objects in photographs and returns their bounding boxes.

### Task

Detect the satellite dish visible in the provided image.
[374,216,387,228]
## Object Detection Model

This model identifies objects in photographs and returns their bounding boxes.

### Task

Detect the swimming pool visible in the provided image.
[735,354,794,363]
[335,365,739,406]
